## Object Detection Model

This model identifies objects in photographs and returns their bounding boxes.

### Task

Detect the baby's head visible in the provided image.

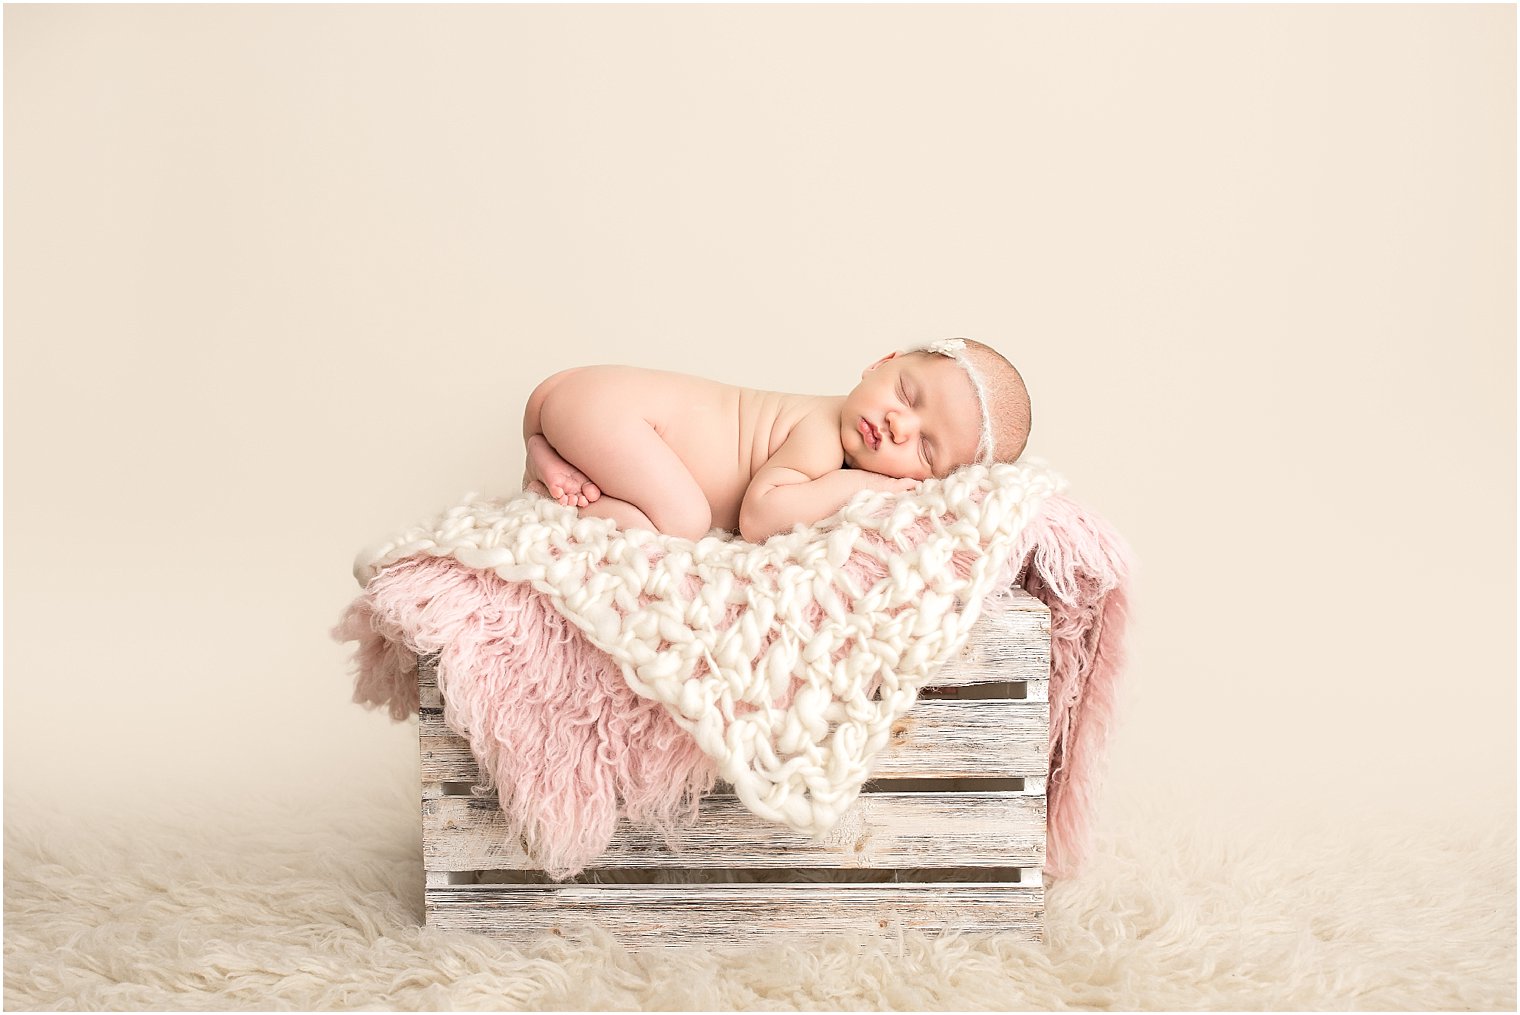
[840,337,1032,481]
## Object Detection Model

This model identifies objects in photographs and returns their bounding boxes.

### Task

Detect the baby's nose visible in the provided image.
[889,411,917,442]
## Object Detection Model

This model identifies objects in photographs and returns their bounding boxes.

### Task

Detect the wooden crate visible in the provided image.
[418,585,1050,950]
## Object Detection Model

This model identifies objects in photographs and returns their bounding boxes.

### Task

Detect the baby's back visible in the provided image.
[569,365,825,532]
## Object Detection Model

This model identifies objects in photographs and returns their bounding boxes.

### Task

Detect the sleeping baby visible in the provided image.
[520,337,1032,543]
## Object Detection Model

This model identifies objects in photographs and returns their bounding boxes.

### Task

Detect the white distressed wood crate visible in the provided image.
[417,585,1050,950]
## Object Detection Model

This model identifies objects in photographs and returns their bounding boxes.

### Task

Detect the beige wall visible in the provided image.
[5,5,1513,831]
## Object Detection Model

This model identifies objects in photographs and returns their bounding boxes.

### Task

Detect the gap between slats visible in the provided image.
[453,866,1035,885]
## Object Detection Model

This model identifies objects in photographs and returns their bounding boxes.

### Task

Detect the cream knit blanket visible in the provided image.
[353,459,1066,840]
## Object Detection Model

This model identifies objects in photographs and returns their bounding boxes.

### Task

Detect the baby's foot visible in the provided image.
[526,434,601,508]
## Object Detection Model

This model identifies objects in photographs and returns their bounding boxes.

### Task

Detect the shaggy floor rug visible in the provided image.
[5,785,1513,1011]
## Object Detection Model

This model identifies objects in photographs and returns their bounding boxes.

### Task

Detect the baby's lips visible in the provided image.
[857,418,878,448]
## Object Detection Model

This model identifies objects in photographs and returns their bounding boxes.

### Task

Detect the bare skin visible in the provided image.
[526,434,600,507]
[520,354,984,542]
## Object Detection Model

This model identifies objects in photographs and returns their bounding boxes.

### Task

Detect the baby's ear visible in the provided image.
[864,351,899,373]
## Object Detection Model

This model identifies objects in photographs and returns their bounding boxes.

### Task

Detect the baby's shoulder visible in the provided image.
[753,402,842,480]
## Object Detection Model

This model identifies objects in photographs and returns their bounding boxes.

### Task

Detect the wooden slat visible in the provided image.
[423,790,1044,871]
[945,587,1051,684]
[865,697,1048,776]
[425,882,1044,947]
[420,694,1048,782]
[419,679,442,711]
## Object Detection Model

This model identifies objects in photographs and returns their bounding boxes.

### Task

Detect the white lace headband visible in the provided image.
[910,338,995,466]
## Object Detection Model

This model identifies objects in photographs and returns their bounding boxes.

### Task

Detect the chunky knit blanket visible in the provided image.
[333,458,1134,880]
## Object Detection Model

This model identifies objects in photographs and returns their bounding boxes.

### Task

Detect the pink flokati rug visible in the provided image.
[332,492,1133,881]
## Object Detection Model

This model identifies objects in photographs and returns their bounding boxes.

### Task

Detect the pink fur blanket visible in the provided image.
[332,488,1133,882]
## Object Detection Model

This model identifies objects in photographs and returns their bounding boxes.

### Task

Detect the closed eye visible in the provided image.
[899,380,931,468]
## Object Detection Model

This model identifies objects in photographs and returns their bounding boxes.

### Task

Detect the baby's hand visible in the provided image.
[857,471,920,494]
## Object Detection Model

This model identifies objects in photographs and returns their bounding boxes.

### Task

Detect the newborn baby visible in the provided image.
[520,337,1032,543]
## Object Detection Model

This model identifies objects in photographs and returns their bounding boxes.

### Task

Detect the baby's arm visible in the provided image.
[739,414,916,543]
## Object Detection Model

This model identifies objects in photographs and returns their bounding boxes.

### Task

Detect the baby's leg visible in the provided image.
[526,435,600,507]
[522,369,601,507]
[537,372,713,540]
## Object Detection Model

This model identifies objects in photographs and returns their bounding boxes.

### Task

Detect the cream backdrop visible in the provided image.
[5,6,1513,837]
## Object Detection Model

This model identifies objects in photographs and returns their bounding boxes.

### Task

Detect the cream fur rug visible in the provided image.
[5,787,1513,1011]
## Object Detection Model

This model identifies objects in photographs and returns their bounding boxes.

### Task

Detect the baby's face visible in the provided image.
[840,351,984,480]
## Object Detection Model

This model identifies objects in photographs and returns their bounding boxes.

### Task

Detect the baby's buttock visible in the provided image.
[577,366,812,530]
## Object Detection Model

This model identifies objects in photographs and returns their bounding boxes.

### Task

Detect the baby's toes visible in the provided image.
[582,481,601,503]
